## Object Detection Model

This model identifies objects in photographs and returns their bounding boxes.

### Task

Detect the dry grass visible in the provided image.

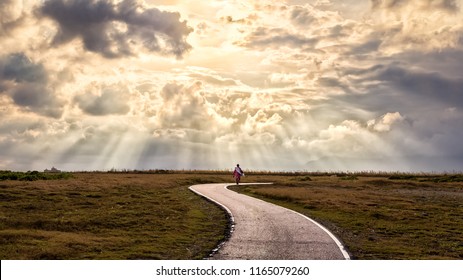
[230,175,463,259]
[0,172,234,259]
[2,171,462,260]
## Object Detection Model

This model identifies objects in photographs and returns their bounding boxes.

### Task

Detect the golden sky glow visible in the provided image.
[1,0,463,171]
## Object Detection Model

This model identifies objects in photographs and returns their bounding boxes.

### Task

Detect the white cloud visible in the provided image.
[0,0,462,171]
[0,0,25,27]
[242,110,283,135]
[368,112,404,132]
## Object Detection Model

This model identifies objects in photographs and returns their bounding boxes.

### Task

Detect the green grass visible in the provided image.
[0,170,72,181]
[229,175,463,259]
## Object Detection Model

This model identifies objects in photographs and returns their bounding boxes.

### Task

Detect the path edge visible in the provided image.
[225,183,351,260]
[190,183,351,260]
[277,202,351,260]
[189,184,235,259]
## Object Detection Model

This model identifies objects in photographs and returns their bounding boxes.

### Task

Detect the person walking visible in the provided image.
[233,164,244,185]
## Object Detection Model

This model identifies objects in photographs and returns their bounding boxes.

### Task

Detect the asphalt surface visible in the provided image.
[190,183,350,260]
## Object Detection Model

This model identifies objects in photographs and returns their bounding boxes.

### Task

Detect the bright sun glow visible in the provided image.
[1,0,463,172]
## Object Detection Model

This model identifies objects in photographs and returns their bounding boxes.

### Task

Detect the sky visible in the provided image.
[1,0,463,172]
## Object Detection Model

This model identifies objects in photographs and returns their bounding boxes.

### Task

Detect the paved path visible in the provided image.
[190,183,350,260]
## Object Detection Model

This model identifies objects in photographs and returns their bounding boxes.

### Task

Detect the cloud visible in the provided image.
[0,53,64,118]
[189,73,237,86]
[283,119,386,160]
[289,4,342,27]
[337,49,463,115]
[394,49,463,80]
[150,80,295,146]
[290,5,318,26]
[373,65,463,107]
[1,0,462,172]
[0,52,47,83]
[326,51,463,165]
[242,109,283,136]
[317,76,353,94]
[40,0,193,58]
[155,81,234,134]
[348,39,382,55]
[367,112,404,132]
[74,84,131,116]
[221,14,258,25]
[0,116,46,144]
[371,0,408,9]
[237,26,318,50]
[10,84,61,117]
[371,0,460,12]
[0,0,28,34]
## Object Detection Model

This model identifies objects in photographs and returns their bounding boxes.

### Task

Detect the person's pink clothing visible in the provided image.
[233,166,244,184]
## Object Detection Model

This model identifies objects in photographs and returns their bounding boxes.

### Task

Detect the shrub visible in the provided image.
[0,170,72,181]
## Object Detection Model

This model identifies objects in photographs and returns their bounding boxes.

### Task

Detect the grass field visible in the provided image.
[230,174,463,259]
[1,171,462,259]
[0,172,235,259]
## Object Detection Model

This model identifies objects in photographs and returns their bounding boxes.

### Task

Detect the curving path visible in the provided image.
[190,183,350,260]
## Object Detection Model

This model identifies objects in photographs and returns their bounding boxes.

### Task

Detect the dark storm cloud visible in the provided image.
[40,0,193,58]
[11,84,63,118]
[373,65,463,107]
[0,53,47,83]
[393,49,463,80]
[0,53,64,118]
[74,87,131,116]
[371,0,459,12]
[337,59,463,115]
[327,49,463,164]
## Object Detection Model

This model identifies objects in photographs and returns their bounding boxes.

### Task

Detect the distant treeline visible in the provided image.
[0,170,72,181]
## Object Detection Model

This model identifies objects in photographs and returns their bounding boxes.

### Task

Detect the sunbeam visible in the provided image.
[1,1,462,172]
